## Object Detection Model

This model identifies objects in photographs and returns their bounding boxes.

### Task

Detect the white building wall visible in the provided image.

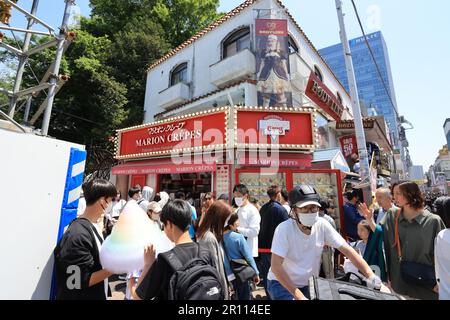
[144,0,352,122]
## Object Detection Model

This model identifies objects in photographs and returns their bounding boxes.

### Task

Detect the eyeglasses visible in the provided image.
[296,205,320,213]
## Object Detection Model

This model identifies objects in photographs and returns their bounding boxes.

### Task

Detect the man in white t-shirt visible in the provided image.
[267,184,383,300]
[233,184,261,257]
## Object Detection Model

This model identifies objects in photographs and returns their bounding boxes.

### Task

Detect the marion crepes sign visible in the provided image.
[116,109,228,159]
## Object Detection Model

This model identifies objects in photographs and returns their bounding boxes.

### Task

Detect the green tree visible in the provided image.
[89,0,222,47]
[12,31,129,145]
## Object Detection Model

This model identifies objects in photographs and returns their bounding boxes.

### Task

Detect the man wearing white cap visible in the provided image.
[267,185,384,300]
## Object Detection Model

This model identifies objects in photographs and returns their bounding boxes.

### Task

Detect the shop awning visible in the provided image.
[112,158,216,175]
[312,148,351,173]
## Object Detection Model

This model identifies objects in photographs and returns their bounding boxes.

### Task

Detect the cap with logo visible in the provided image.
[288,185,321,208]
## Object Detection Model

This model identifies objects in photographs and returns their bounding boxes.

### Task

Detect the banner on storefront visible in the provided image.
[339,134,358,169]
[235,106,315,150]
[255,19,293,108]
[116,108,228,159]
[305,72,345,121]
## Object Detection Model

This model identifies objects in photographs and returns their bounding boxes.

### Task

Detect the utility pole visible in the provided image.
[335,0,372,203]
[41,0,74,136]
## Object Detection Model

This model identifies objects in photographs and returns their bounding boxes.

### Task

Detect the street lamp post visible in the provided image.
[335,0,372,203]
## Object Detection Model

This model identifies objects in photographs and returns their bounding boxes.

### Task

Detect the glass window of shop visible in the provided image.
[316,113,331,150]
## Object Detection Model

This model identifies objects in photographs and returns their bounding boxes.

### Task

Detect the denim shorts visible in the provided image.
[267,279,310,300]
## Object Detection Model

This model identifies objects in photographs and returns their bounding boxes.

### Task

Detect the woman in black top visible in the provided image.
[53,179,117,300]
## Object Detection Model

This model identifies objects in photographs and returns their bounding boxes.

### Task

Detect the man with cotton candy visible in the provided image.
[100,201,174,277]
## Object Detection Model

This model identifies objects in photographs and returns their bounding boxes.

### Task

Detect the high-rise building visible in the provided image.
[444,118,450,147]
[319,31,400,148]
[409,165,424,181]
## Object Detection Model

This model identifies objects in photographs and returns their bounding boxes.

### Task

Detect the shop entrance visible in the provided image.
[158,172,212,209]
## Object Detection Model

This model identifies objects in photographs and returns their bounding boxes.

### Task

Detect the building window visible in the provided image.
[314,65,323,82]
[288,36,299,54]
[223,27,251,59]
[336,92,343,105]
[170,62,188,86]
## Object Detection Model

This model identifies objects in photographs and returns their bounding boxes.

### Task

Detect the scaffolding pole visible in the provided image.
[41,0,74,136]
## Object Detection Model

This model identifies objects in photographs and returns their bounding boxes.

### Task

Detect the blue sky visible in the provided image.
[7,0,450,171]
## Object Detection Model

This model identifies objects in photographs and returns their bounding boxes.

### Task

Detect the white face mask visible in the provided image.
[151,213,160,221]
[234,197,244,207]
[102,200,112,213]
[297,212,319,227]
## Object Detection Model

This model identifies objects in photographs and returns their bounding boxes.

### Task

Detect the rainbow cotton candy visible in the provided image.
[100,201,174,274]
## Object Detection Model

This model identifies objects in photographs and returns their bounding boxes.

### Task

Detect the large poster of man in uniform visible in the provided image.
[256,19,293,108]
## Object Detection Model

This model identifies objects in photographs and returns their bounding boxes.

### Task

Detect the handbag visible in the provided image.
[222,237,256,284]
[393,209,436,289]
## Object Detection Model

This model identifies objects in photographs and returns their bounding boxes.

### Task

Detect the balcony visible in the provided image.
[289,53,311,92]
[210,49,255,88]
[158,82,191,110]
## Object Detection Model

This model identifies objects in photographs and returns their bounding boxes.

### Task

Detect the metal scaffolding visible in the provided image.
[0,0,76,135]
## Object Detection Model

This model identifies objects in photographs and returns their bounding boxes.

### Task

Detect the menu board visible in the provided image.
[238,172,286,206]
[215,165,230,199]
[293,172,342,231]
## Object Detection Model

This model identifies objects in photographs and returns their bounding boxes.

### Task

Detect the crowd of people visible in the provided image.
[54,179,450,301]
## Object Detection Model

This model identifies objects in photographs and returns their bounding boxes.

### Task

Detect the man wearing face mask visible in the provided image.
[54,179,118,299]
[233,184,261,258]
[267,185,383,300]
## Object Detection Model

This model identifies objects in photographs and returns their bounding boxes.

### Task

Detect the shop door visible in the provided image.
[131,175,146,189]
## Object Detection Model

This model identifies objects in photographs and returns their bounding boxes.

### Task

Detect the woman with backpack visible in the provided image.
[196,201,231,299]
[223,213,260,300]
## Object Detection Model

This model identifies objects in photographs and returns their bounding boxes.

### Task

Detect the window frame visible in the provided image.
[222,27,251,59]
[288,35,299,54]
[169,62,188,87]
[314,65,324,82]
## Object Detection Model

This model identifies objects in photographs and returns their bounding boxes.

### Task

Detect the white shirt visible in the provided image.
[435,229,450,300]
[283,204,291,215]
[377,204,397,225]
[91,222,108,298]
[111,199,127,219]
[77,197,86,217]
[268,218,346,287]
[237,203,261,257]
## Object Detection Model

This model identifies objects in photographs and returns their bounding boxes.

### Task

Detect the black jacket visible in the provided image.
[258,200,289,250]
[54,218,107,300]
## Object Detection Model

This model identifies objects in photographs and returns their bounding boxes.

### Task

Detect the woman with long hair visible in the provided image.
[223,213,260,300]
[373,181,445,299]
[196,201,230,299]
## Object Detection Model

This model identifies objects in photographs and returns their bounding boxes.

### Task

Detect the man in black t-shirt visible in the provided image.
[132,200,216,300]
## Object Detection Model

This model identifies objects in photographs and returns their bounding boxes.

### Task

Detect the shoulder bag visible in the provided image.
[222,236,256,284]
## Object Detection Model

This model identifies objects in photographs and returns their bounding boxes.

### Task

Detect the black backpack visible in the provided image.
[160,243,225,300]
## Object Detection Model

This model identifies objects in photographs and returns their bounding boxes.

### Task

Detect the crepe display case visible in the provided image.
[238,172,287,206]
